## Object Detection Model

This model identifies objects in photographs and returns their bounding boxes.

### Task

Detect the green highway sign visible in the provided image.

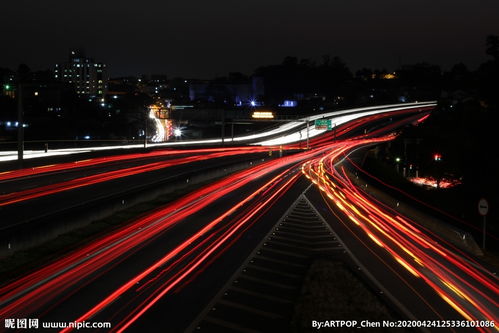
[314,119,333,130]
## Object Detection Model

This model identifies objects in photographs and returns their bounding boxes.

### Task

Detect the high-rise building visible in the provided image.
[55,50,108,99]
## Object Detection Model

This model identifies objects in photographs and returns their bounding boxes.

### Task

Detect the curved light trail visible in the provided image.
[0,147,274,182]
[0,148,274,207]
[0,102,435,162]
[0,146,326,327]
[302,139,499,332]
[3,102,493,332]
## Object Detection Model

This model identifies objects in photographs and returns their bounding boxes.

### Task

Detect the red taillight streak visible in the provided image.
[1,146,320,321]
[61,170,299,332]
[303,140,499,325]
[113,173,300,332]
[0,149,264,206]
[0,146,278,182]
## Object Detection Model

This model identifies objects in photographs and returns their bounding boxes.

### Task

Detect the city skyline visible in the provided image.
[2,0,498,78]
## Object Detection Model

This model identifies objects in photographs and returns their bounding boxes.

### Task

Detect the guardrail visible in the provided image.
[0,139,146,152]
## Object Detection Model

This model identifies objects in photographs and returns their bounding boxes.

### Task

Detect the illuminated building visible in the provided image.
[55,50,108,99]
[2,83,15,98]
[1,68,16,98]
[188,76,264,105]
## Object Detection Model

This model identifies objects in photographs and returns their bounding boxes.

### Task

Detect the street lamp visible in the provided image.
[395,157,401,173]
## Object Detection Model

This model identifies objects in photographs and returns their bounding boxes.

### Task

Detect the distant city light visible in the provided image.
[250,100,256,107]
[395,157,401,163]
[280,100,297,107]
[113,95,118,99]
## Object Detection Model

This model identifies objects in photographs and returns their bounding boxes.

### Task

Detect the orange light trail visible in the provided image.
[302,138,499,330]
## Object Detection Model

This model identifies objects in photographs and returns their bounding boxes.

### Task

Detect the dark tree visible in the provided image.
[486,35,499,60]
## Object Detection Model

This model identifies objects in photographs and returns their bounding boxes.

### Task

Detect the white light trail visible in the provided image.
[0,102,436,161]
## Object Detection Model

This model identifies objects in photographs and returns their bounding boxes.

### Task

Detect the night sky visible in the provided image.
[2,0,498,78]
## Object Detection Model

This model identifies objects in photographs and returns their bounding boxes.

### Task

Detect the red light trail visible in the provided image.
[0,145,324,328]
[302,138,499,331]
[0,147,277,207]
[0,146,280,182]
[3,104,493,331]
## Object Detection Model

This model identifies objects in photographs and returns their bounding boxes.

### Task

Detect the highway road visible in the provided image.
[0,144,331,331]
[2,102,496,332]
[0,148,281,253]
[0,104,432,253]
[0,102,435,162]
[301,140,499,331]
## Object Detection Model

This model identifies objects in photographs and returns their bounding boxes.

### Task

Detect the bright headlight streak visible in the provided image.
[149,109,165,142]
[254,103,435,146]
[0,102,435,162]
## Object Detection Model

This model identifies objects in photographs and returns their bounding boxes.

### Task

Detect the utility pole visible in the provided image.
[144,109,148,149]
[478,198,489,250]
[17,83,24,168]
[306,119,310,149]
[221,109,225,146]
